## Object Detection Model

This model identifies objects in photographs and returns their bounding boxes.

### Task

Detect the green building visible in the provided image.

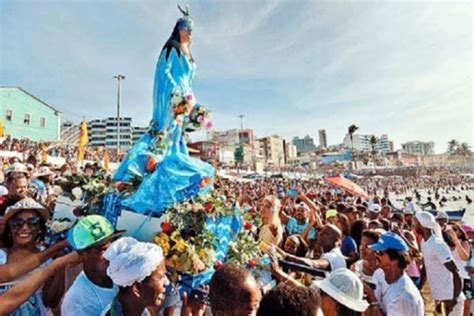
[0,87,62,141]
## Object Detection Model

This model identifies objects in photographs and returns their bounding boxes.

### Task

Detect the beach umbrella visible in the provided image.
[324,176,369,199]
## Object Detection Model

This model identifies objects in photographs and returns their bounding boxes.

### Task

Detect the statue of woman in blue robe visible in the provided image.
[114,7,214,216]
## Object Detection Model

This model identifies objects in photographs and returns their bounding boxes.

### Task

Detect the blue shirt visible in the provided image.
[286,217,316,239]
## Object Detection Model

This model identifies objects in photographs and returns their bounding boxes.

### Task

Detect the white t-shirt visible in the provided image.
[372,269,424,316]
[421,235,457,300]
[61,271,118,315]
[322,247,346,271]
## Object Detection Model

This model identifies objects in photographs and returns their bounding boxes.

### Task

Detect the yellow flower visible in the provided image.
[198,249,208,260]
[173,238,187,253]
[259,241,269,253]
[154,236,171,256]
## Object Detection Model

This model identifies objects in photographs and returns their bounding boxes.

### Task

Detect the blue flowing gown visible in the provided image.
[114,47,214,216]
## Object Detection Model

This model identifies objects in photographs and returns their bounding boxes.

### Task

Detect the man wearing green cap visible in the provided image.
[61,215,124,315]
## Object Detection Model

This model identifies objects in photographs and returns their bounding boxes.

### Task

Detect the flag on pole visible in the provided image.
[41,143,48,163]
[103,149,110,171]
[77,118,89,162]
[0,119,5,137]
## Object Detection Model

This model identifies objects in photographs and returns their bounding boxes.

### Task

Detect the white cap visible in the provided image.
[403,207,415,215]
[368,204,381,213]
[415,211,442,238]
[313,268,369,312]
[436,210,449,220]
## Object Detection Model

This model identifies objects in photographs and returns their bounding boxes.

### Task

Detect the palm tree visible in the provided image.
[348,125,359,150]
[447,139,459,155]
[347,125,359,169]
[370,135,378,154]
[457,142,472,157]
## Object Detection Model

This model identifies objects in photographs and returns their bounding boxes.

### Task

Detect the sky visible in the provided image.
[0,0,472,153]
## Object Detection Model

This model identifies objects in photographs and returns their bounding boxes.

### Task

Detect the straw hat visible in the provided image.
[2,197,49,225]
[313,268,369,312]
[35,166,54,177]
[5,163,28,176]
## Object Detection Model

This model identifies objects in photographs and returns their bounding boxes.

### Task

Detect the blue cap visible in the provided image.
[368,232,409,252]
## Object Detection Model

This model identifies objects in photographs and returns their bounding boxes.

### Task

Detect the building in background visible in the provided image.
[286,142,298,160]
[188,140,218,161]
[259,135,285,167]
[389,141,395,152]
[320,150,351,164]
[132,126,148,143]
[60,121,80,145]
[209,128,254,147]
[0,87,62,141]
[292,135,316,154]
[377,134,390,154]
[87,117,146,149]
[318,129,327,149]
[343,133,391,154]
[401,141,435,156]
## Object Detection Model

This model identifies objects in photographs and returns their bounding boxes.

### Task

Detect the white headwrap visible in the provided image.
[415,211,442,239]
[103,237,164,287]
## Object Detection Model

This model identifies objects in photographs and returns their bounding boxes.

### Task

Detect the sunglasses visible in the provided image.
[375,250,385,257]
[9,216,41,229]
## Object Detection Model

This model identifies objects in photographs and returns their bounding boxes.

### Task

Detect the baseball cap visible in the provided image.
[326,209,338,219]
[68,215,124,250]
[368,232,409,252]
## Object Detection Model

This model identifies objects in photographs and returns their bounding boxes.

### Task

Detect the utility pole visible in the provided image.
[238,114,245,133]
[113,74,126,157]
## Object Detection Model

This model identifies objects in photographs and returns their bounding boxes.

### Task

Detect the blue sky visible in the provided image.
[0,0,472,153]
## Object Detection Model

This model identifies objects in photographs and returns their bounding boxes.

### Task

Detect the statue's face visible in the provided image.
[179,27,192,43]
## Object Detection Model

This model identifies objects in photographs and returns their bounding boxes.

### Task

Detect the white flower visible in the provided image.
[71,187,83,200]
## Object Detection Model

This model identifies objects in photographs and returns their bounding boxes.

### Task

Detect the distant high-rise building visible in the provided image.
[88,117,146,149]
[292,135,316,154]
[377,134,390,154]
[401,141,435,156]
[259,135,285,166]
[285,142,298,159]
[343,133,391,154]
[318,129,327,148]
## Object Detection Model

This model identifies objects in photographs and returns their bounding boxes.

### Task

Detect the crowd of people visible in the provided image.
[0,135,125,166]
[2,2,473,315]
[0,152,472,316]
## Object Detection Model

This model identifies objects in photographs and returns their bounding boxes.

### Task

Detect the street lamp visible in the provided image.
[113,74,126,156]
